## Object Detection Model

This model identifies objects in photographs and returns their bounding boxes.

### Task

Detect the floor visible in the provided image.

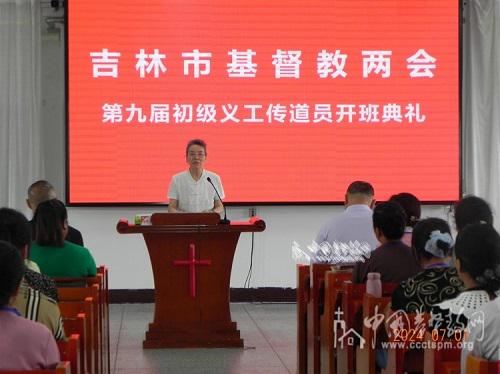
[110,303,297,374]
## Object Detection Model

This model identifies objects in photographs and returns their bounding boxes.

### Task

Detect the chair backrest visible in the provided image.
[57,334,80,374]
[59,297,95,374]
[61,313,87,374]
[0,361,71,374]
[385,311,431,374]
[466,355,500,374]
[58,284,101,374]
[296,264,310,374]
[320,270,349,374]
[342,281,365,329]
[356,293,392,374]
[55,265,110,374]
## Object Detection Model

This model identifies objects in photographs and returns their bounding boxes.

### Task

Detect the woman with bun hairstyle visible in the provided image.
[391,218,463,313]
[429,223,500,336]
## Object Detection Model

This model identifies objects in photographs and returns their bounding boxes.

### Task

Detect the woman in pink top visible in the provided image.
[0,240,60,370]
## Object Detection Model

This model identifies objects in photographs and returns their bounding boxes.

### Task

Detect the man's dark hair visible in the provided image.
[372,201,406,240]
[346,181,374,197]
[33,199,68,247]
[185,139,207,155]
[455,223,500,293]
[0,207,31,254]
[412,218,452,261]
[454,195,493,232]
[0,240,25,307]
[389,192,421,227]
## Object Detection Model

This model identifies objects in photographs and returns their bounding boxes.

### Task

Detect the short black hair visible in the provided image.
[185,139,207,155]
[0,207,31,251]
[33,199,68,247]
[412,218,452,261]
[454,195,493,232]
[346,181,374,197]
[372,201,406,240]
[455,223,500,293]
[0,240,25,307]
[389,192,421,227]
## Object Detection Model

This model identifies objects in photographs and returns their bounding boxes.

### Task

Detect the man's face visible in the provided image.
[186,144,206,169]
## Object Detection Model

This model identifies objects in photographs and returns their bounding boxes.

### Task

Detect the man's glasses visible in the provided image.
[188,152,206,158]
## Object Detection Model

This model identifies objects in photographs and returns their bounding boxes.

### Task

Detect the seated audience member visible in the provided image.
[30,199,96,278]
[0,207,58,301]
[27,180,84,246]
[461,296,500,372]
[454,195,493,232]
[0,241,60,370]
[389,192,421,247]
[391,218,463,313]
[429,223,500,336]
[315,181,379,262]
[353,201,420,283]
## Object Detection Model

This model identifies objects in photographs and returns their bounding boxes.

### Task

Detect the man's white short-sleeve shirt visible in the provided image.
[315,204,379,252]
[168,170,224,213]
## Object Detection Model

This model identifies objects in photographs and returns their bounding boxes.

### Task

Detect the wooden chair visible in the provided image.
[297,264,311,374]
[383,311,430,374]
[59,297,95,374]
[0,361,71,374]
[466,355,500,374]
[319,270,353,374]
[62,314,88,374]
[58,285,100,374]
[96,266,110,374]
[336,281,366,374]
[54,265,110,374]
[57,334,81,374]
[355,293,392,374]
[307,264,338,374]
[336,282,397,374]
[423,331,461,374]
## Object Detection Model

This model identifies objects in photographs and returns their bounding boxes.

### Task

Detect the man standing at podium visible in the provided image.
[167,139,225,214]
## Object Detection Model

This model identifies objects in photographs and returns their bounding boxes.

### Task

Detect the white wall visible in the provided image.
[39,11,454,290]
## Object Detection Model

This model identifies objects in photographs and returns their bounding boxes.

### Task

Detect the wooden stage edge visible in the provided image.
[110,287,296,304]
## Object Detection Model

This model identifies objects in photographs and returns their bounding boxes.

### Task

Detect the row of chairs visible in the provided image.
[55,265,110,374]
[297,264,500,374]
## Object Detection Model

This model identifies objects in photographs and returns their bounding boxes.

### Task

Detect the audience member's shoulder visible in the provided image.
[18,312,56,336]
[66,225,83,246]
[24,269,58,301]
[18,283,58,306]
[64,240,93,256]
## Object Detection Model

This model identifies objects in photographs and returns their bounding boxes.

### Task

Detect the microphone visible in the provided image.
[207,176,230,224]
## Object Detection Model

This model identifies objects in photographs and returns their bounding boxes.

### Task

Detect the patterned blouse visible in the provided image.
[24,269,59,302]
[391,267,464,313]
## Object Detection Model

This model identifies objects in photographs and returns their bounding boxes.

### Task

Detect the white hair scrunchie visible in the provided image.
[424,230,454,258]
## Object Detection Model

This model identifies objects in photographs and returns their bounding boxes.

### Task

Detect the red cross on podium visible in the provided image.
[173,243,212,298]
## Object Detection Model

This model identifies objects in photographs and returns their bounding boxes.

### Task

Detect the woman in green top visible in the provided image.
[30,199,96,278]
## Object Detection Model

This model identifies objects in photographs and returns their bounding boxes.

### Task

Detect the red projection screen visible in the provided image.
[67,0,460,205]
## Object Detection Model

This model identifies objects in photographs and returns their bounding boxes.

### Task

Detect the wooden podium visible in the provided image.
[116,213,266,348]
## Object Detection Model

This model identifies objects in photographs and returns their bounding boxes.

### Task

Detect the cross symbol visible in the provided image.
[334,307,344,321]
[173,243,212,298]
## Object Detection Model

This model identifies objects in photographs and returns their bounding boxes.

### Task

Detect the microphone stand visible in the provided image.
[207,177,230,224]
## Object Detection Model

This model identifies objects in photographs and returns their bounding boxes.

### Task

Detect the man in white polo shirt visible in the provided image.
[315,181,379,257]
[167,139,224,213]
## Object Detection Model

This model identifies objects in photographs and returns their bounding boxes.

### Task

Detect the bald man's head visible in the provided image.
[26,180,57,211]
